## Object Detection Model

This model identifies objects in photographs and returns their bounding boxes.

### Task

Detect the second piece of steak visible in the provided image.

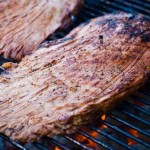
[0,12,150,142]
[0,0,83,60]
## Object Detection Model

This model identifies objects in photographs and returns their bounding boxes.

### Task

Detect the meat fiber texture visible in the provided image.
[0,0,83,60]
[0,12,150,142]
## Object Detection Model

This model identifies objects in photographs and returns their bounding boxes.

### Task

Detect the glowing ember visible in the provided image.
[75,130,98,149]
[101,114,106,120]
[101,114,107,128]
[127,128,139,145]
[90,131,98,138]
[54,147,60,150]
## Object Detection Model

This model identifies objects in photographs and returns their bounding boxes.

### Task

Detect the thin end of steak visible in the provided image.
[0,12,150,142]
[0,0,84,60]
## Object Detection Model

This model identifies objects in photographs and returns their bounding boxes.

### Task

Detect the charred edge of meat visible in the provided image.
[96,18,118,30]
[140,33,150,43]
[95,14,150,42]
[122,15,150,40]
[40,34,76,48]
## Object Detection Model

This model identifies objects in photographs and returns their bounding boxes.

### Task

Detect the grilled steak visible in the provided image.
[0,0,83,60]
[0,12,150,142]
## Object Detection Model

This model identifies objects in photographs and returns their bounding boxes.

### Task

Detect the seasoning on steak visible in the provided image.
[0,12,150,142]
[0,0,83,60]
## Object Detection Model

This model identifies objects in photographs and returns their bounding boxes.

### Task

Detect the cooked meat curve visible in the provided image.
[0,0,83,60]
[0,12,150,142]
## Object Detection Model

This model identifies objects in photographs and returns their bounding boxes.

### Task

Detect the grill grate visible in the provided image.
[0,0,150,150]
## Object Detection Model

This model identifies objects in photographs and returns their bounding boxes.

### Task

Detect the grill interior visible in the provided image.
[0,0,150,150]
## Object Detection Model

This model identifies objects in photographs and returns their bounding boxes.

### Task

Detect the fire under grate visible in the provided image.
[0,0,150,150]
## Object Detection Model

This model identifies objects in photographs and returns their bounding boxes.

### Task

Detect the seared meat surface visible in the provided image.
[0,12,150,142]
[0,0,83,60]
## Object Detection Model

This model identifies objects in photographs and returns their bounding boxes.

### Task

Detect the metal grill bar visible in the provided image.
[82,10,98,18]
[84,4,106,15]
[88,125,135,150]
[0,55,12,62]
[80,12,96,20]
[65,135,92,150]
[116,0,150,15]
[99,0,136,13]
[125,101,150,115]
[109,114,150,137]
[46,137,70,150]
[117,0,150,14]
[0,134,27,150]
[33,142,49,150]
[129,0,150,9]
[0,66,4,72]
[91,1,116,13]
[98,120,150,148]
[78,130,113,150]
[131,95,150,106]
[129,0,150,6]
[141,90,150,96]
[145,0,150,5]
[122,110,150,126]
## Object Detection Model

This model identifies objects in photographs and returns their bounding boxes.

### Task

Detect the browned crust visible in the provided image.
[0,0,84,60]
[0,12,150,142]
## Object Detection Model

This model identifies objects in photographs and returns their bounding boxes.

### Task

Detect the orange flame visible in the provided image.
[90,131,98,137]
[73,114,109,148]
[75,130,98,149]
[101,114,106,120]
[54,147,60,150]
[101,114,107,128]
[127,128,139,145]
